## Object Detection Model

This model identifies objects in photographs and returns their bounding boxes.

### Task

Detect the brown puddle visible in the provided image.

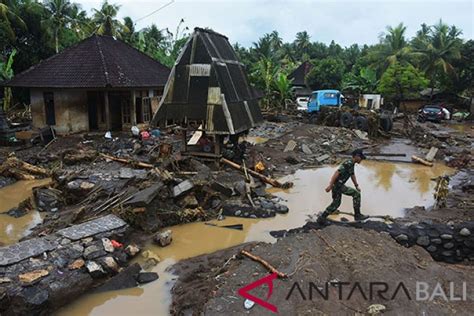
[57,161,454,316]
[0,179,51,245]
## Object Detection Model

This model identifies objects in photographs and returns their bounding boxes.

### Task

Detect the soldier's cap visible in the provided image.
[352,149,366,159]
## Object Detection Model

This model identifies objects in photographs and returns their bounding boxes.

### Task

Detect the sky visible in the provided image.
[80,0,474,47]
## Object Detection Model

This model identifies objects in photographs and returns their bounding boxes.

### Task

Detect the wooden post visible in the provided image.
[104,91,111,130]
[131,90,137,125]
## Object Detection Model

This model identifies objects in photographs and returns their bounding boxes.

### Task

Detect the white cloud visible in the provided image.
[80,0,474,47]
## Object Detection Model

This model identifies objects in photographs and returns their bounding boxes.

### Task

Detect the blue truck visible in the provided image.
[303,89,393,133]
[307,89,343,112]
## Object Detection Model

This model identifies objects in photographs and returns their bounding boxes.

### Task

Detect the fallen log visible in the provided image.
[0,156,49,180]
[221,158,293,189]
[411,155,433,167]
[100,153,154,169]
[241,250,287,278]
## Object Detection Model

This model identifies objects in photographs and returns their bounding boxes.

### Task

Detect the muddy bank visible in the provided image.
[173,225,474,315]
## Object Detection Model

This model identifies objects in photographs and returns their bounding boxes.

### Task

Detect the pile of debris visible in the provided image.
[0,215,158,316]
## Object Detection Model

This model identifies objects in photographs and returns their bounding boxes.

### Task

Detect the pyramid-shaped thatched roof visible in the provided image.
[151,27,263,135]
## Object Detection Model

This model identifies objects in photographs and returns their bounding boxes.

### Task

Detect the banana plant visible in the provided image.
[1,49,16,111]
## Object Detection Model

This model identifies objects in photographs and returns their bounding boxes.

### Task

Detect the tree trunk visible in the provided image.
[55,29,59,54]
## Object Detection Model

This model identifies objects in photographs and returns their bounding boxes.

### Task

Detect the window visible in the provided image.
[43,92,56,125]
[323,93,337,98]
[121,99,131,124]
[142,97,152,122]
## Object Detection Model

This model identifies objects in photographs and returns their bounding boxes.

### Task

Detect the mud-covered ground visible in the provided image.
[0,114,472,315]
[168,117,473,315]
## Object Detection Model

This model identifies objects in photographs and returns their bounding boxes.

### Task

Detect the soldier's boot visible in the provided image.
[316,211,330,224]
[354,209,369,221]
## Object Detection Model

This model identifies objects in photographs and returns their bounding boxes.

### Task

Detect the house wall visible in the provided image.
[359,94,382,110]
[30,89,88,134]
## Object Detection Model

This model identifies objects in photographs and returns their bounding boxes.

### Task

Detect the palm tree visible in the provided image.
[372,23,414,71]
[412,20,462,98]
[294,31,310,56]
[0,0,26,41]
[92,1,128,37]
[251,34,273,60]
[69,3,89,40]
[43,0,74,53]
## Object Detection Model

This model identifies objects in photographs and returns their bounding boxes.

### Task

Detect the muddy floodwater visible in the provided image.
[0,179,51,245]
[57,161,454,315]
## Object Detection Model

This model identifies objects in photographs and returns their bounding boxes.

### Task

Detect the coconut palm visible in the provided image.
[43,0,75,53]
[372,23,414,71]
[412,20,462,98]
[0,0,26,41]
[92,1,128,37]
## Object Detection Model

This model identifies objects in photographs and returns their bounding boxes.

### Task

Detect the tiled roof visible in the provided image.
[7,35,170,88]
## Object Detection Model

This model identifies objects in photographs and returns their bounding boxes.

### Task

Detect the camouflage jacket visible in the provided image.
[335,159,355,187]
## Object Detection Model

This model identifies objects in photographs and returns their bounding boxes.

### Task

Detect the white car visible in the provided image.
[296,97,309,111]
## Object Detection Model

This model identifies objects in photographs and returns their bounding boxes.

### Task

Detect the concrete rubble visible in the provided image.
[0,109,472,315]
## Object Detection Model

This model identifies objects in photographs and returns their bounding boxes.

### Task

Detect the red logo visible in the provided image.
[237,273,278,313]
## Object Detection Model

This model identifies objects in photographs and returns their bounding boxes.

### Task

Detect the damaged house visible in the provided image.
[7,35,170,134]
[152,28,263,144]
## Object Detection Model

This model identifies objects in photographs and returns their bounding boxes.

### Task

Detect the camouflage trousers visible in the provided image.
[325,184,361,215]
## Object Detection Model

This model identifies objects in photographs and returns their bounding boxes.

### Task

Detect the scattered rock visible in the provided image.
[100,256,119,273]
[211,181,234,197]
[125,244,140,257]
[84,243,106,260]
[459,228,471,237]
[86,261,106,278]
[68,259,85,270]
[136,272,159,284]
[102,238,114,253]
[154,230,172,247]
[19,269,49,284]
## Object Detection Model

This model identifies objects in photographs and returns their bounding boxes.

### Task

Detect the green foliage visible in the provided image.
[274,73,293,105]
[342,67,379,95]
[305,57,345,90]
[411,20,463,96]
[378,62,428,104]
[1,48,16,110]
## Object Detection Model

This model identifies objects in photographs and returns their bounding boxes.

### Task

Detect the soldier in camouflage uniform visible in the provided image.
[318,149,369,223]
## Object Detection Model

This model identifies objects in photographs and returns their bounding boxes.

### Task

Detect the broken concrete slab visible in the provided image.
[354,129,369,140]
[19,269,49,285]
[57,214,127,241]
[125,183,163,207]
[283,140,297,152]
[0,238,58,266]
[93,263,141,293]
[301,144,313,155]
[316,154,330,163]
[211,181,234,197]
[173,180,194,197]
[425,147,439,162]
[119,168,134,179]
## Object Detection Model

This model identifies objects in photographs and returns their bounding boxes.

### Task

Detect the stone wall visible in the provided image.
[277,220,474,264]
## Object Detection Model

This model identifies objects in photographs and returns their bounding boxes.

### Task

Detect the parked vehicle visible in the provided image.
[296,96,309,111]
[307,90,343,112]
[417,105,448,123]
